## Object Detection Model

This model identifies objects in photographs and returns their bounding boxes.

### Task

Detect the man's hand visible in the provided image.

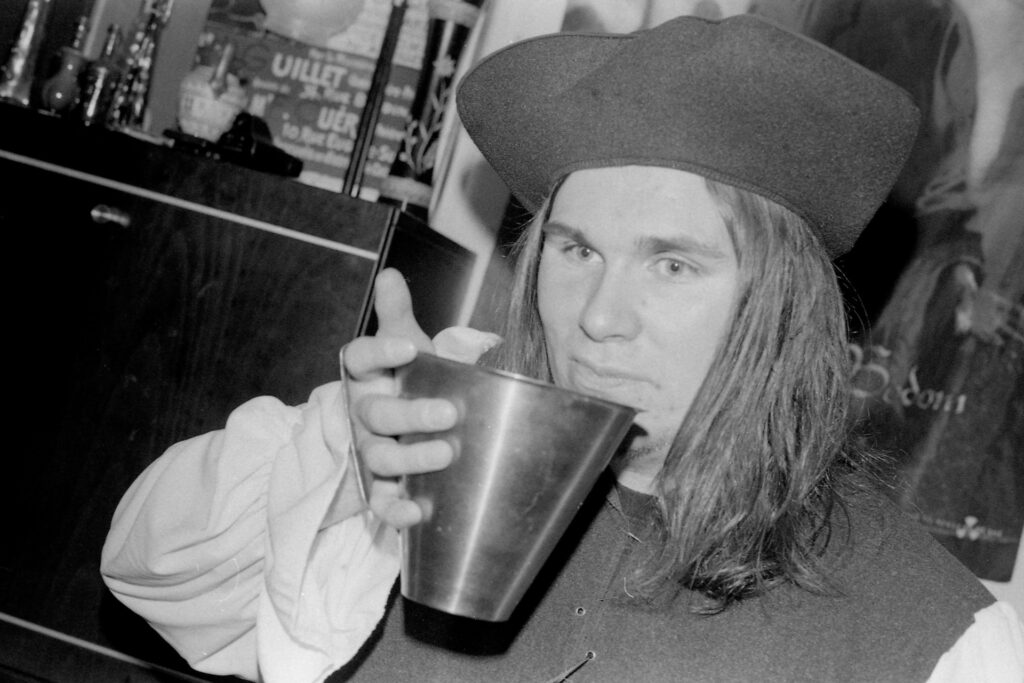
[340,269,500,529]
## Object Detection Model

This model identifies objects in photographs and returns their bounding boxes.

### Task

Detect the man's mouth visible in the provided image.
[567,357,651,398]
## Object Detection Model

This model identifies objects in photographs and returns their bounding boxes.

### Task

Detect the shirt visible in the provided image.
[101,381,1024,682]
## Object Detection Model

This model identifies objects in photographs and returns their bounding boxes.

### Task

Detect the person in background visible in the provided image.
[100,14,1024,683]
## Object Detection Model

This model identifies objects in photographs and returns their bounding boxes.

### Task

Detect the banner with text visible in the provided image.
[203,0,426,196]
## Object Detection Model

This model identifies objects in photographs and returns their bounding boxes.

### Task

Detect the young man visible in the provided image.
[101,14,1024,682]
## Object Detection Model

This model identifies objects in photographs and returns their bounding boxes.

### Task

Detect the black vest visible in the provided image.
[332,478,993,682]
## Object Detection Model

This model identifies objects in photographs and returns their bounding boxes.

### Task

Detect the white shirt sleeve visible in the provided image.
[927,601,1024,682]
[100,382,400,682]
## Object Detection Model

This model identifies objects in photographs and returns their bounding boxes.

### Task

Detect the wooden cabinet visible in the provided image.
[0,103,473,680]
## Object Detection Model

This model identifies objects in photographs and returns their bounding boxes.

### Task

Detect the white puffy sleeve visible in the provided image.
[100,382,400,682]
[927,601,1024,682]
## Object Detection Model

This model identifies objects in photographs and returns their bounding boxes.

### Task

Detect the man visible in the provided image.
[101,14,1024,682]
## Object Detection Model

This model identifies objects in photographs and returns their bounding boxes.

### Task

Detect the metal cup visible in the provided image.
[396,352,637,621]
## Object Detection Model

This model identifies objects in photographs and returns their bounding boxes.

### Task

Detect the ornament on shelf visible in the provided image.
[40,15,90,115]
[0,0,55,107]
[75,24,124,126]
[106,0,174,131]
[177,42,249,142]
[377,0,483,220]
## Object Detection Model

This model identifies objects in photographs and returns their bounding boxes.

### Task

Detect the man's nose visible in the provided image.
[579,269,641,341]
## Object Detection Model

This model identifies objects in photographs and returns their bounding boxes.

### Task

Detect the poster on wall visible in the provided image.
[202,0,427,196]
[753,0,1023,582]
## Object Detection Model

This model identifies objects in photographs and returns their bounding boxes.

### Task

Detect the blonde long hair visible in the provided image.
[483,176,866,612]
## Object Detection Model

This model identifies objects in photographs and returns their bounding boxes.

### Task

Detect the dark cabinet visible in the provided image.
[0,104,474,680]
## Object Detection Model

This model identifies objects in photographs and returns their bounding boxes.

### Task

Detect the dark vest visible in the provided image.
[331,477,993,682]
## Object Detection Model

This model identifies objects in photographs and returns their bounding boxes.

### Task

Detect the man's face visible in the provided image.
[537,166,741,491]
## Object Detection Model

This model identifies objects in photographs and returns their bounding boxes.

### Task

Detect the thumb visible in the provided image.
[373,268,432,351]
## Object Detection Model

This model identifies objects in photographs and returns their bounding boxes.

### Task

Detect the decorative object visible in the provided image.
[262,0,367,48]
[378,0,483,218]
[0,0,54,106]
[107,0,174,131]
[342,0,409,197]
[177,42,248,141]
[201,0,426,195]
[75,24,124,126]
[40,15,90,114]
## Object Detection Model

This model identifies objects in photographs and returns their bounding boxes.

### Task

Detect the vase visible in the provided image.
[40,47,88,114]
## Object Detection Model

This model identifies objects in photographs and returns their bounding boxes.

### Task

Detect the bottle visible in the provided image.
[107,0,172,130]
[0,0,55,107]
[40,15,90,114]
[75,24,123,126]
[377,0,484,220]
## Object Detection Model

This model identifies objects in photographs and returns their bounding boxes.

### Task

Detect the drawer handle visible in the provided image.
[90,204,131,228]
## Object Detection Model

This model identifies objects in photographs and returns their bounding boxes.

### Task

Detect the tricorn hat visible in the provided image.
[456,14,920,258]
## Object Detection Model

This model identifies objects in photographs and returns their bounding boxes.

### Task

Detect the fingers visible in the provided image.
[354,394,455,507]
[374,268,432,350]
[358,395,457,437]
[370,480,426,528]
[342,335,417,383]
[359,417,455,530]
[342,398,454,529]
[361,436,454,478]
[342,268,432,382]
[337,268,455,530]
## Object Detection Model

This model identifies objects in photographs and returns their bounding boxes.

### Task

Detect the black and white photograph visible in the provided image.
[1,1,1021,681]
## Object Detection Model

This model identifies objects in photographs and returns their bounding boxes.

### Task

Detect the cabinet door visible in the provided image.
[2,160,376,678]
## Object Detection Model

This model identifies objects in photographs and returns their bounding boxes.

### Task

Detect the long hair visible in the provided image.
[483,177,866,612]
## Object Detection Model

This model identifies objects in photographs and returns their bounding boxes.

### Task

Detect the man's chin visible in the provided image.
[609,437,668,494]
[611,424,670,468]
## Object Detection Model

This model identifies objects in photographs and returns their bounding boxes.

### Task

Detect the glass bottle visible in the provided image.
[107,0,172,131]
[0,0,54,107]
[40,15,90,115]
[75,24,123,126]
[377,0,484,220]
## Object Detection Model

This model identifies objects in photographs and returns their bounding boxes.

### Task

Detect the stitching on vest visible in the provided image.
[544,650,596,682]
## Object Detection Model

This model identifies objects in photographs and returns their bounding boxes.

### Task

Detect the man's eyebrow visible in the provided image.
[636,234,729,259]
[541,221,586,242]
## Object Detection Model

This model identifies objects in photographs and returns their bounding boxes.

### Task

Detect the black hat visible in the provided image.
[456,14,919,258]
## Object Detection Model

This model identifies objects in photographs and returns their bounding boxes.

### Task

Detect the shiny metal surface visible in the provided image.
[90,205,131,228]
[397,352,637,622]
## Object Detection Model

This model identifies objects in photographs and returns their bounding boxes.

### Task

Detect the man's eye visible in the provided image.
[655,257,694,277]
[566,244,595,261]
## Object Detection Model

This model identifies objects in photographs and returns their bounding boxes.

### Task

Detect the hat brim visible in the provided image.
[456,15,920,258]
